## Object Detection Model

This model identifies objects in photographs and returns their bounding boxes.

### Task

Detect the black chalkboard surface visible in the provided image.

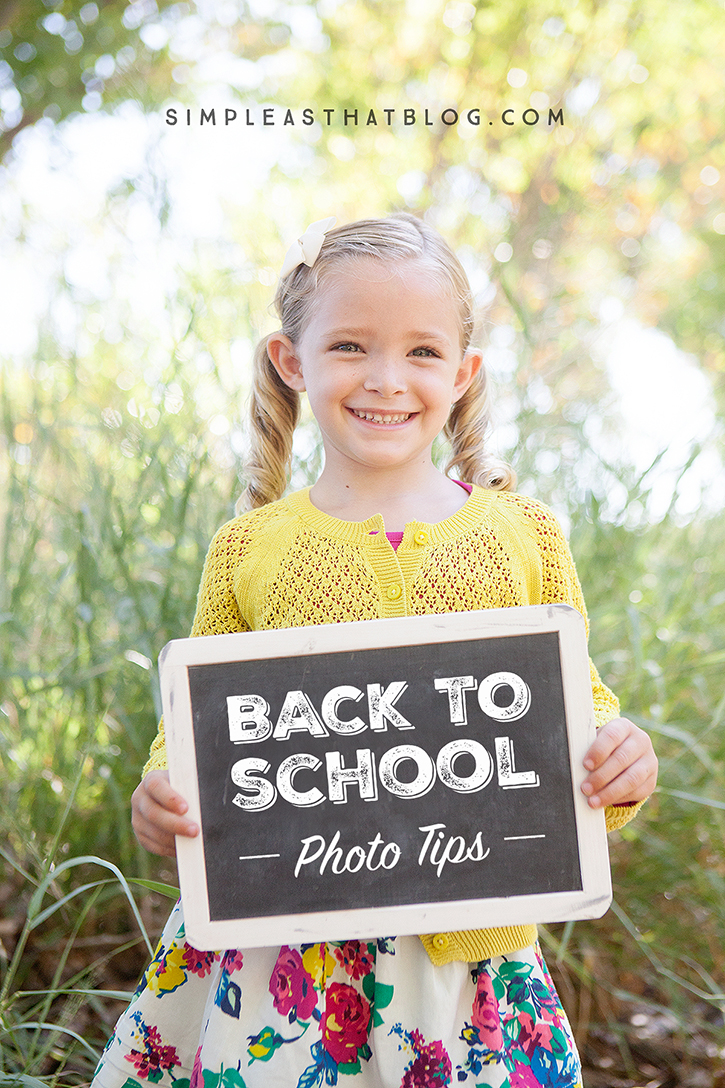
[160,603,611,950]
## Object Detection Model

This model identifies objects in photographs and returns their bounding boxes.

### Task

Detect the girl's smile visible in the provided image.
[348,409,414,424]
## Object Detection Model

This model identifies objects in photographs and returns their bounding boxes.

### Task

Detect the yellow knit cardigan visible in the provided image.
[144,485,643,964]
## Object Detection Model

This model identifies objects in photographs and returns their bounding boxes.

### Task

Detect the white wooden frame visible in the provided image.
[160,603,611,950]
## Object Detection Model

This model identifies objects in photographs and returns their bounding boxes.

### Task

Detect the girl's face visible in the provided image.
[268,258,481,482]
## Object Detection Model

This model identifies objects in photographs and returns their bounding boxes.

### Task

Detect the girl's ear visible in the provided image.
[452,348,483,402]
[267,332,306,392]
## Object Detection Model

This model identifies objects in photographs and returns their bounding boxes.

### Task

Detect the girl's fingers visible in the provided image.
[582,717,631,771]
[131,772,199,856]
[581,718,658,808]
[143,769,188,813]
[582,752,657,808]
[132,817,177,858]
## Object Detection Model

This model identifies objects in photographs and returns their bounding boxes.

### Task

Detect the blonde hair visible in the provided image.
[241,213,515,511]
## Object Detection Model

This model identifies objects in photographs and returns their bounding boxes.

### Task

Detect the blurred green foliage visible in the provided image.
[0,0,292,160]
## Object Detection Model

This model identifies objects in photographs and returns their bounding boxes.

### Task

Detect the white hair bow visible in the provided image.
[279,216,337,279]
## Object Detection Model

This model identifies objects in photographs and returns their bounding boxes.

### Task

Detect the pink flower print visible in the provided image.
[471,970,504,1051]
[125,1022,180,1078]
[321,981,371,1064]
[401,1030,452,1088]
[509,1064,545,1088]
[221,949,245,974]
[269,946,318,1021]
[513,1011,554,1057]
[182,944,218,978]
[190,1046,204,1088]
[333,941,375,980]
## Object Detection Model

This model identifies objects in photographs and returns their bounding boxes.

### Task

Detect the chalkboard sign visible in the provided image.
[160,603,611,950]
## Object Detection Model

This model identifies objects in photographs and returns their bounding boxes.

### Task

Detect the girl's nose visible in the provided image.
[362,359,407,397]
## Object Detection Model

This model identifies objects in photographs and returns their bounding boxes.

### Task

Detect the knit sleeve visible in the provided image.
[512,496,647,833]
[142,519,251,777]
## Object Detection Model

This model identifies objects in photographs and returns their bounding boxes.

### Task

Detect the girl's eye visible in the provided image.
[410,346,439,358]
[332,342,362,353]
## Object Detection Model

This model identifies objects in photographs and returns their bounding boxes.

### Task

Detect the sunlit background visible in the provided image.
[1,2,724,1083]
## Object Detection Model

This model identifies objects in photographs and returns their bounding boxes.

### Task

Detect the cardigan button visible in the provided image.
[413,530,428,545]
[432,933,450,950]
[386,583,402,600]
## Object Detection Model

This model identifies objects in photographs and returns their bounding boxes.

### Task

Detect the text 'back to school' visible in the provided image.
[227,669,542,813]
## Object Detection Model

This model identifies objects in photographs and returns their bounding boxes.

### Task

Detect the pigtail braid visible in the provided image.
[444,368,516,491]
[239,335,300,512]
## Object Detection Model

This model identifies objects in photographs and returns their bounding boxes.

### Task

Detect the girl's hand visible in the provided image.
[581,717,658,810]
[131,769,199,857]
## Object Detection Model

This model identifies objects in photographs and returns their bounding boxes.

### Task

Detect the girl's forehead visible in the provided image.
[294,255,469,351]
[306,256,463,324]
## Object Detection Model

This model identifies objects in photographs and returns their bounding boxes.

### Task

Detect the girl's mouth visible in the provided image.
[349,409,412,424]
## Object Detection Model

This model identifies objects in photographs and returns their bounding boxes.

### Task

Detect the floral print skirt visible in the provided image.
[91,900,582,1088]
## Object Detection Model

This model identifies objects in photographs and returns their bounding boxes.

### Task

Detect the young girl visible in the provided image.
[92,214,657,1088]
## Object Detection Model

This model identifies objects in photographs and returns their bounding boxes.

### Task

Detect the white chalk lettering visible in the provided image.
[229,733,539,809]
[273,690,329,740]
[230,757,277,810]
[367,681,413,731]
[434,675,477,724]
[495,736,540,788]
[417,823,491,877]
[227,695,273,743]
[477,672,531,722]
[378,744,436,798]
[294,834,325,876]
[326,748,378,803]
[466,831,487,861]
[226,668,536,746]
[436,738,494,793]
[321,685,367,734]
[294,830,401,878]
[276,753,325,807]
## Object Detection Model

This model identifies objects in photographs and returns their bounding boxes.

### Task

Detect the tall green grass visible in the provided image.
[0,334,241,1079]
[565,484,725,1056]
[0,327,322,1079]
[2,344,724,1080]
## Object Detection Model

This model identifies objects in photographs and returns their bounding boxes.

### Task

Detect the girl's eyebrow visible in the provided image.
[407,331,451,343]
[323,328,369,339]
[324,327,452,343]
